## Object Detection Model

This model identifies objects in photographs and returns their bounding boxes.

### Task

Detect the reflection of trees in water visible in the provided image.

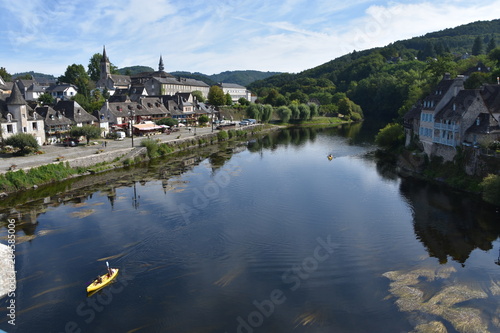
[399,178,500,265]
[248,127,321,153]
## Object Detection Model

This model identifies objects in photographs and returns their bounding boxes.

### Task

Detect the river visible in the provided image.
[1,123,499,333]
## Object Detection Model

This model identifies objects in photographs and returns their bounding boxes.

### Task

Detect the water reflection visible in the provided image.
[399,177,500,265]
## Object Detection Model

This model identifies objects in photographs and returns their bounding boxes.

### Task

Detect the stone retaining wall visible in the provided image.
[0,243,15,298]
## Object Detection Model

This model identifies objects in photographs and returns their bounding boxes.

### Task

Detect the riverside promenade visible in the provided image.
[0,125,228,174]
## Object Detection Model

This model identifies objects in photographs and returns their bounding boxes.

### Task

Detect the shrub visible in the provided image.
[4,133,40,156]
[481,174,500,206]
[141,139,159,158]
[375,123,404,149]
[217,130,228,141]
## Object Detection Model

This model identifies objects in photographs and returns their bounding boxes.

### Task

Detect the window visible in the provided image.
[7,125,13,133]
[32,122,38,130]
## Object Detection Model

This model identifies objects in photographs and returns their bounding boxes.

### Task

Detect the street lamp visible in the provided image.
[129,110,135,147]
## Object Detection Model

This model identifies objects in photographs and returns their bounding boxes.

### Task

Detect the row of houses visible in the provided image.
[0,79,218,145]
[0,47,253,144]
[403,73,500,162]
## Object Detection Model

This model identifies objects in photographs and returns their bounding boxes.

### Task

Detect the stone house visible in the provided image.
[405,75,500,161]
[34,106,72,143]
[0,83,45,144]
[46,84,78,101]
[98,96,169,133]
[53,100,97,127]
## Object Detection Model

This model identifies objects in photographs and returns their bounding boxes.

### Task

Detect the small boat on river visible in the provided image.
[87,262,119,293]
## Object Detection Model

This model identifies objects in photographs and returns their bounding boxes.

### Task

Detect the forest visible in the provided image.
[248,19,500,121]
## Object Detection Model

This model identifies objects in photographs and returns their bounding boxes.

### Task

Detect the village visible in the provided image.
[0,47,252,147]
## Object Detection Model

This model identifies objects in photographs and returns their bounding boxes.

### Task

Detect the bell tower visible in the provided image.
[100,45,111,80]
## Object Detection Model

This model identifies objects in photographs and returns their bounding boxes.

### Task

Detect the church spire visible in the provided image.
[102,45,109,63]
[159,55,164,71]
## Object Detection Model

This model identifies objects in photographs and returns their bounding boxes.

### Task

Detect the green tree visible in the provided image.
[70,125,102,145]
[88,53,102,82]
[276,106,292,123]
[425,55,457,80]
[4,133,40,155]
[260,104,273,123]
[245,103,261,120]
[298,104,310,120]
[309,103,319,119]
[0,67,12,81]
[480,174,500,206]
[488,47,500,65]
[198,115,209,125]
[38,92,54,105]
[192,90,205,103]
[375,123,404,149]
[289,103,300,119]
[59,64,93,103]
[472,36,483,56]
[208,85,225,106]
[225,92,233,105]
[486,37,496,53]
[156,117,178,127]
[238,97,250,106]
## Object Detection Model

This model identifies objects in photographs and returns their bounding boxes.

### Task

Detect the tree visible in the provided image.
[70,125,102,145]
[38,92,54,105]
[276,106,292,123]
[238,97,250,106]
[486,37,497,54]
[59,64,93,102]
[88,53,102,82]
[245,103,261,120]
[207,85,225,106]
[289,103,300,119]
[192,90,205,103]
[488,47,500,65]
[0,67,12,81]
[298,104,310,120]
[260,104,273,123]
[225,92,233,105]
[309,103,319,119]
[5,133,40,155]
[156,117,178,127]
[375,123,404,149]
[480,174,500,206]
[425,55,457,80]
[472,36,483,56]
[198,115,209,125]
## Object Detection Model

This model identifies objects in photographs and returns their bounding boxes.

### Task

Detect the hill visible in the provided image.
[117,66,154,75]
[170,70,281,87]
[248,19,500,120]
[12,71,57,83]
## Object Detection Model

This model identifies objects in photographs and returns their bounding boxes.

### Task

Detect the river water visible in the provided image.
[1,124,499,333]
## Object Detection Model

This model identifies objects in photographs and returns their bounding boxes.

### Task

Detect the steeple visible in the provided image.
[8,82,26,105]
[100,45,111,80]
[159,55,164,72]
[101,45,109,63]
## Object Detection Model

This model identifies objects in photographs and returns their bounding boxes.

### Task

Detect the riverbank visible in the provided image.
[0,124,281,197]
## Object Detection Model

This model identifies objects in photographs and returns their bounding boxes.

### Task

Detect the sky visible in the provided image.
[0,0,499,77]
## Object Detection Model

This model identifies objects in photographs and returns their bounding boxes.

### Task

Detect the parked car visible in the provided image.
[244,119,257,124]
[115,131,126,140]
[63,138,80,147]
[239,120,250,126]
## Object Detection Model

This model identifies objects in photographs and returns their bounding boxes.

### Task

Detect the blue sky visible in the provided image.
[0,0,499,77]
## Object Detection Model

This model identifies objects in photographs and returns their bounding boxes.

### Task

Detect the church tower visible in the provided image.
[100,46,111,81]
[159,55,164,72]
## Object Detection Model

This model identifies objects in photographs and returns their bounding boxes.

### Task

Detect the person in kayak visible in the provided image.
[95,276,102,285]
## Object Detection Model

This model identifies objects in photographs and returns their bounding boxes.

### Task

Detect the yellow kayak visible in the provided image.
[86,268,119,293]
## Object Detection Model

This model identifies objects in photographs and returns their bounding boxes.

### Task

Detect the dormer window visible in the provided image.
[7,114,12,122]
[452,103,456,111]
